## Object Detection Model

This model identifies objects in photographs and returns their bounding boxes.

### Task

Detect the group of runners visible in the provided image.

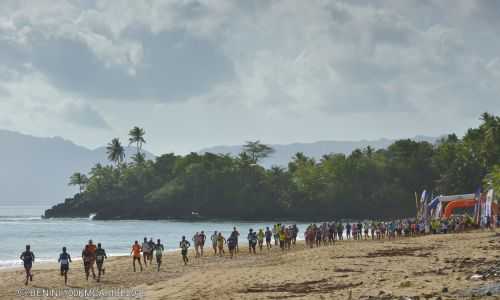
[130,237,165,272]
[19,240,108,286]
[302,217,488,248]
[304,221,409,248]
[21,217,487,286]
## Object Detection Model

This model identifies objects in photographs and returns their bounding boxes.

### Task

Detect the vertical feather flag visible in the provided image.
[415,192,419,218]
[473,187,481,225]
[419,190,426,221]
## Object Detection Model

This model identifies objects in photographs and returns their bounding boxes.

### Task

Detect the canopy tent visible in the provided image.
[427,194,476,219]
[420,189,497,225]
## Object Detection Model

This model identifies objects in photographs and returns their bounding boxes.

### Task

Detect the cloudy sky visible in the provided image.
[0,0,499,154]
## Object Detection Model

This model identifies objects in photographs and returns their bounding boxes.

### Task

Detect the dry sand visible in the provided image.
[1,230,498,300]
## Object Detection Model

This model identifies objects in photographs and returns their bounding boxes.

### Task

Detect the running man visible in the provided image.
[199,231,206,257]
[155,239,164,272]
[95,243,107,282]
[211,231,218,256]
[131,240,143,272]
[20,245,34,286]
[292,224,299,245]
[273,224,279,246]
[257,229,265,251]
[315,227,322,248]
[82,240,97,280]
[192,232,200,258]
[279,227,286,251]
[142,237,152,267]
[248,229,257,254]
[148,238,155,265]
[217,232,226,257]
[345,223,351,240]
[85,240,97,279]
[227,234,237,259]
[58,247,72,285]
[265,227,273,249]
[179,236,191,265]
[232,227,240,253]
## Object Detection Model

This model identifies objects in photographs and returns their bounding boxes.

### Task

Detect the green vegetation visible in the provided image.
[68,172,88,194]
[45,114,500,220]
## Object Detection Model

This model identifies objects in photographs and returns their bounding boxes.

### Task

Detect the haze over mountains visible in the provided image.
[0,129,437,206]
[0,130,154,206]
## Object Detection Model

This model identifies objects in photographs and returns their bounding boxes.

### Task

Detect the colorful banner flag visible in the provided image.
[473,187,481,224]
[485,189,493,218]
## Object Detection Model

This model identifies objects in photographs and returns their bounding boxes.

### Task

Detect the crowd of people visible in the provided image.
[19,215,493,286]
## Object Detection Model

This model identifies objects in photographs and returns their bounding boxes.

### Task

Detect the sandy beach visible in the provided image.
[1,230,498,300]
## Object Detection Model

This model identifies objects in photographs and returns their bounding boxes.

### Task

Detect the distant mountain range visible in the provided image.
[0,130,154,206]
[0,129,437,206]
[200,135,439,168]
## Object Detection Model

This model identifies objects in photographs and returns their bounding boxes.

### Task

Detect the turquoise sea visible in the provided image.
[0,205,311,268]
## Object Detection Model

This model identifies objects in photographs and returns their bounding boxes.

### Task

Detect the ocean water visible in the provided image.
[0,205,310,268]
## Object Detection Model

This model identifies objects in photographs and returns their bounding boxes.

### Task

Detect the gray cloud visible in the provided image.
[61,100,110,129]
[13,29,234,101]
[0,0,500,154]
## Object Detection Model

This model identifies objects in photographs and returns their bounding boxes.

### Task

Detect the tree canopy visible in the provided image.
[45,115,500,220]
[106,138,125,166]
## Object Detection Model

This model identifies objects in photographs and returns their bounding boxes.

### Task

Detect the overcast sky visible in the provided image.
[1,0,499,154]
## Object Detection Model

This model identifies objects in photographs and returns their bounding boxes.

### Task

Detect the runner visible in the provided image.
[141,237,152,267]
[154,239,164,272]
[247,229,257,254]
[273,224,279,246]
[232,227,240,253]
[321,223,328,245]
[257,229,265,251]
[217,232,226,257]
[130,240,143,272]
[82,243,93,280]
[306,226,315,248]
[82,240,97,280]
[58,247,72,285]
[285,227,292,249]
[265,227,273,249]
[148,238,155,265]
[179,236,191,265]
[371,221,376,240]
[227,234,237,259]
[211,231,218,256]
[328,223,335,245]
[199,231,206,257]
[192,232,200,258]
[337,223,344,240]
[279,226,286,251]
[292,224,299,245]
[95,243,107,282]
[20,245,34,286]
[315,226,322,247]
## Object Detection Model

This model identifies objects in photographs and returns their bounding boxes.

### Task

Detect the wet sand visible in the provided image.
[1,230,498,300]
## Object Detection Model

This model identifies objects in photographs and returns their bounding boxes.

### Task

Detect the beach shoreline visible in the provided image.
[1,230,498,299]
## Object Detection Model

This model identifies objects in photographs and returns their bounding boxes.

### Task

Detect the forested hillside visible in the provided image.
[44,114,500,220]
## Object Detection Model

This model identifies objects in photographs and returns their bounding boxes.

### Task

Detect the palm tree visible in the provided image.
[270,165,285,176]
[131,152,146,165]
[106,138,125,166]
[69,172,89,194]
[128,127,146,155]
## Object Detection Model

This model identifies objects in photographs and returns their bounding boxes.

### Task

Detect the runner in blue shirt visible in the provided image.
[58,247,72,285]
[20,245,35,286]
